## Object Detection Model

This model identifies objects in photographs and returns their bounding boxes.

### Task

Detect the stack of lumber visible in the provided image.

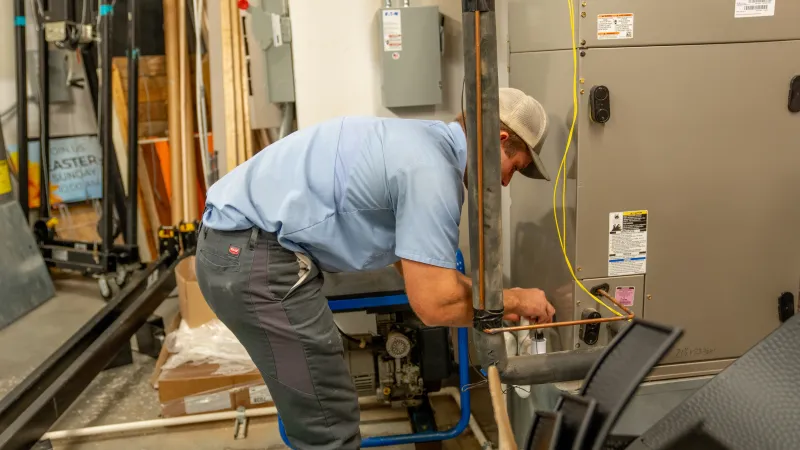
[217,0,252,172]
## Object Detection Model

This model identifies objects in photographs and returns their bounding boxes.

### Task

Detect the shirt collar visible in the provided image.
[448,122,468,176]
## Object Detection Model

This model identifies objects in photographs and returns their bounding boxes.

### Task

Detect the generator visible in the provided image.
[343,313,453,407]
[506,0,800,439]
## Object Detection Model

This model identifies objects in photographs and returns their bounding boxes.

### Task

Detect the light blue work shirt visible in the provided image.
[202,117,467,273]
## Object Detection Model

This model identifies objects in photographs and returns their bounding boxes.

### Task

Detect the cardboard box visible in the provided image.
[175,256,217,328]
[160,379,274,417]
[158,362,270,417]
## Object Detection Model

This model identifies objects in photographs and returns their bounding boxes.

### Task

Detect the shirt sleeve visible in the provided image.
[394,165,464,269]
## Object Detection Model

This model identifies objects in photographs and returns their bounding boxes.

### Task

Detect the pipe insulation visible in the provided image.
[461,0,508,371]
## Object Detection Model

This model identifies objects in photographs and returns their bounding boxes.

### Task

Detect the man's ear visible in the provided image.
[500,130,510,142]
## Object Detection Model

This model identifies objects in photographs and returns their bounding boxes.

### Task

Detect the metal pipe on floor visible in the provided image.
[39,389,491,448]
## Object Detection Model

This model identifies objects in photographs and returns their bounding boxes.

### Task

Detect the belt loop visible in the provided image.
[248,227,259,250]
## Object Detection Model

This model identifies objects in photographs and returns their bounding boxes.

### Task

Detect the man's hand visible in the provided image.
[504,288,555,324]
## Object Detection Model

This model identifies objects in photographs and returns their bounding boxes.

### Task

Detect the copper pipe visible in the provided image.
[596,289,634,316]
[474,11,485,310]
[483,315,634,335]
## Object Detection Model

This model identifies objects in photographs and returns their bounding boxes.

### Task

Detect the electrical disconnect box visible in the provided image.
[508,0,800,377]
[243,0,295,129]
[378,4,443,108]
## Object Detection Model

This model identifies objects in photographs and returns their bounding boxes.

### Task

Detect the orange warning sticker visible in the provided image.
[597,13,634,40]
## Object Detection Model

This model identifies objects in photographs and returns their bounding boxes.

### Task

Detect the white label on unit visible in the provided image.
[184,391,232,415]
[597,14,634,40]
[271,13,283,47]
[382,10,402,51]
[249,385,272,404]
[608,210,648,277]
[615,286,636,307]
[735,0,776,18]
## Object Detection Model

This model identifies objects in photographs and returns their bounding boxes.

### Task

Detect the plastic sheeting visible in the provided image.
[162,319,256,376]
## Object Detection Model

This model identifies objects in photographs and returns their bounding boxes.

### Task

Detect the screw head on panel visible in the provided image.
[581,1,587,6]
[580,89,585,95]
[580,78,585,84]
[580,51,586,57]
[576,343,581,348]
[581,11,586,18]
[647,294,653,300]
[580,39,586,46]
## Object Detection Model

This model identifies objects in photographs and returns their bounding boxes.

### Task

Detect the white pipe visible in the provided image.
[42,389,492,448]
[431,387,493,449]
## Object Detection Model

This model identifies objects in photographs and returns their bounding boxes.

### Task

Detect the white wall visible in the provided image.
[289,0,467,128]
[288,0,512,280]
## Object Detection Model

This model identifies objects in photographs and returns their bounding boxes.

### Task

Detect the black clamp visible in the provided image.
[178,221,199,252]
[473,308,504,331]
[158,226,179,257]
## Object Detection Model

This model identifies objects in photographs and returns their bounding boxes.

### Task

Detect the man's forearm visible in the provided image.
[451,273,521,324]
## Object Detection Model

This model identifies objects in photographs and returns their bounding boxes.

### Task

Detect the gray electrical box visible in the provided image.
[249,4,296,104]
[378,6,443,108]
[508,0,800,378]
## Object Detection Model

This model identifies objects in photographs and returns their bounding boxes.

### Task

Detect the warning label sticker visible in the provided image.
[608,210,648,277]
[382,10,402,51]
[615,286,635,307]
[597,14,634,40]
[735,0,775,18]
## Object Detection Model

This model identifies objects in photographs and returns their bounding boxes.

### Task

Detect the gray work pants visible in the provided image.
[195,226,361,449]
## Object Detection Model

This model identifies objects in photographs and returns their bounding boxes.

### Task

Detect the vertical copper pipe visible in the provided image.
[474,11,485,310]
[163,0,183,224]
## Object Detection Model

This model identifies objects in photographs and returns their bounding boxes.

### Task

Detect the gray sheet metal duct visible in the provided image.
[461,1,599,386]
[462,1,508,372]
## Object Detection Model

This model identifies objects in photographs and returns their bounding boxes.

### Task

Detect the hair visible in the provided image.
[455,114,525,156]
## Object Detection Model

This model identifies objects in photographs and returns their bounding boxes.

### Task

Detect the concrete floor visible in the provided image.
[0,273,499,449]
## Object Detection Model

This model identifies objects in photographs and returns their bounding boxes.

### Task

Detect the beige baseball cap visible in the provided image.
[499,88,550,180]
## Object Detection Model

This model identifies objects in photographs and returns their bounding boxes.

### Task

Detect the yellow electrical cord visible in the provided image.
[553,0,623,317]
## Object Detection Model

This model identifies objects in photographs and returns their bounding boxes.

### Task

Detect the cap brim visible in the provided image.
[519,146,550,180]
[518,119,550,181]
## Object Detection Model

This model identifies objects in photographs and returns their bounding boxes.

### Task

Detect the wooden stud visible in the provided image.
[229,1,246,167]
[219,0,239,173]
[178,0,198,220]
[163,0,183,223]
[110,64,158,260]
[488,366,518,450]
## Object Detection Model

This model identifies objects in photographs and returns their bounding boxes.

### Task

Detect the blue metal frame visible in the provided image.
[278,251,472,448]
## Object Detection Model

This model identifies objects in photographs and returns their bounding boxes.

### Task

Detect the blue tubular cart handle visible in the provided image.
[278,250,472,448]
